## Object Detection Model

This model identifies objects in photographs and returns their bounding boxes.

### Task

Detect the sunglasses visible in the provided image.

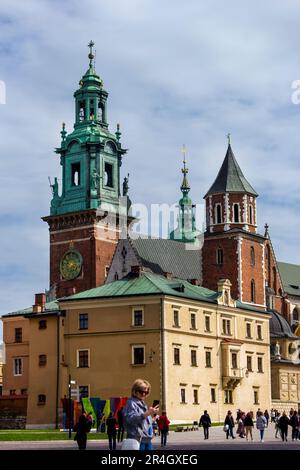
[136,389,149,396]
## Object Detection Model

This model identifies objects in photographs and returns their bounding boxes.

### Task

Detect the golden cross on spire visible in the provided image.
[181,144,188,173]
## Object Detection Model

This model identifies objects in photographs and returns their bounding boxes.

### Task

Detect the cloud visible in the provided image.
[1,0,300,338]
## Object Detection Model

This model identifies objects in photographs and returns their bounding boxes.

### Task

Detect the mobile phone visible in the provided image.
[152,400,160,407]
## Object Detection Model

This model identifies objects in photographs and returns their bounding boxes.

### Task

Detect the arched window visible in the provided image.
[215,204,222,224]
[233,204,239,223]
[272,267,277,294]
[292,307,299,324]
[250,246,255,266]
[251,279,256,303]
[89,99,95,120]
[216,247,223,265]
[98,102,104,121]
[249,205,253,225]
[78,100,85,122]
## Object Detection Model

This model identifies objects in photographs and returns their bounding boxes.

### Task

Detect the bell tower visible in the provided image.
[43,42,128,298]
[202,138,266,307]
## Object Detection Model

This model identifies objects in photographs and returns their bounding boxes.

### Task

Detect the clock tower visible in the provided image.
[43,42,128,298]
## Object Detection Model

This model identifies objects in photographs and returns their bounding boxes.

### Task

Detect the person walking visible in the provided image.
[199,410,212,440]
[279,411,290,442]
[290,410,299,441]
[264,410,270,427]
[117,407,125,443]
[158,411,170,447]
[244,412,254,441]
[237,412,245,438]
[122,378,159,450]
[106,411,117,450]
[224,411,235,440]
[73,413,89,450]
[256,411,267,442]
[275,412,281,438]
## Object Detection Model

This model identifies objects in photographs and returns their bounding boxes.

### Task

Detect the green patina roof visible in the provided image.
[205,144,258,197]
[63,271,264,313]
[3,300,59,317]
[277,261,300,296]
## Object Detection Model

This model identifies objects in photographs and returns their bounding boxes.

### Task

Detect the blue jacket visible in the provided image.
[123,397,153,442]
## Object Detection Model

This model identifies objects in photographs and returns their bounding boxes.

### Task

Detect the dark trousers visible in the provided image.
[226,427,234,439]
[108,433,116,450]
[117,426,124,442]
[203,426,209,439]
[281,427,288,441]
[160,431,168,446]
[292,428,298,440]
[77,436,87,450]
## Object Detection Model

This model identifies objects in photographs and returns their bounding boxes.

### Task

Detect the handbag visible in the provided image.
[223,424,229,432]
[121,438,140,450]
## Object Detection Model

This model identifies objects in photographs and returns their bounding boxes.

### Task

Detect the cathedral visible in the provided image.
[1,43,300,427]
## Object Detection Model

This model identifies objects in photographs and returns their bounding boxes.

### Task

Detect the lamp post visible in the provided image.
[68,375,76,439]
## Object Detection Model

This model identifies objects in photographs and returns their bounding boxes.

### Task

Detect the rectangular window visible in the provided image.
[231,352,238,369]
[15,328,22,343]
[71,162,81,186]
[78,350,89,368]
[191,350,197,367]
[174,348,180,365]
[79,313,89,330]
[180,388,186,404]
[133,346,144,365]
[257,324,263,340]
[224,389,233,404]
[21,389,27,396]
[133,309,144,327]
[205,351,212,367]
[222,319,231,335]
[210,387,216,403]
[190,313,196,330]
[104,162,113,188]
[79,386,89,399]
[173,310,179,327]
[38,394,46,405]
[257,356,263,373]
[39,354,47,367]
[254,389,259,405]
[39,320,47,330]
[247,355,252,372]
[246,323,252,338]
[193,389,199,404]
[14,358,22,376]
[217,247,224,265]
[9,389,16,396]
[205,315,211,332]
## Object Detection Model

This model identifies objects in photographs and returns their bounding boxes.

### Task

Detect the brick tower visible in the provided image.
[43,42,128,298]
[202,139,266,307]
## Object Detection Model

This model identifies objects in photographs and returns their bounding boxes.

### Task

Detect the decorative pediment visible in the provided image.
[217,279,236,307]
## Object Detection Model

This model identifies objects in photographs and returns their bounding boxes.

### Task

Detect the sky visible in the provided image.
[1,0,300,340]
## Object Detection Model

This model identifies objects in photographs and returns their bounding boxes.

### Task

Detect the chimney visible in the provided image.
[131,265,142,276]
[163,272,173,279]
[33,293,46,313]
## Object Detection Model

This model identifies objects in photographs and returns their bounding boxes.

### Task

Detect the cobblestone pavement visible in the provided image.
[0,424,300,450]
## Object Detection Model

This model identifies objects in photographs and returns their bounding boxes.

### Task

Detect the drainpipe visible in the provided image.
[55,312,60,429]
[160,298,166,411]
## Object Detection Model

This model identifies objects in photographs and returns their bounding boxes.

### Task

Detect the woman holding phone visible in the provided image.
[122,378,160,450]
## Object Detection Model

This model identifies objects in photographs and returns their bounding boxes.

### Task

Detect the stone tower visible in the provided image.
[43,42,128,298]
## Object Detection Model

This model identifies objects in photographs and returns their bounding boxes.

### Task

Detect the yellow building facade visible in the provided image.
[2,273,272,427]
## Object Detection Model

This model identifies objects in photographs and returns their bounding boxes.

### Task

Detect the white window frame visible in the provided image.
[132,307,144,327]
[131,344,145,365]
[13,357,22,376]
[77,349,90,368]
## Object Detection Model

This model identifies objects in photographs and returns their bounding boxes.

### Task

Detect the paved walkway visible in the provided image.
[0,424,299,450]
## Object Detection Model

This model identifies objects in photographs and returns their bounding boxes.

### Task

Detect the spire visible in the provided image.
[205,140,258,197]
[180,144,190,195]
[88,40,95,68]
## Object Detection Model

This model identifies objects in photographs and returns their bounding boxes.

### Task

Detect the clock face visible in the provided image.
[60,250,82,281]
